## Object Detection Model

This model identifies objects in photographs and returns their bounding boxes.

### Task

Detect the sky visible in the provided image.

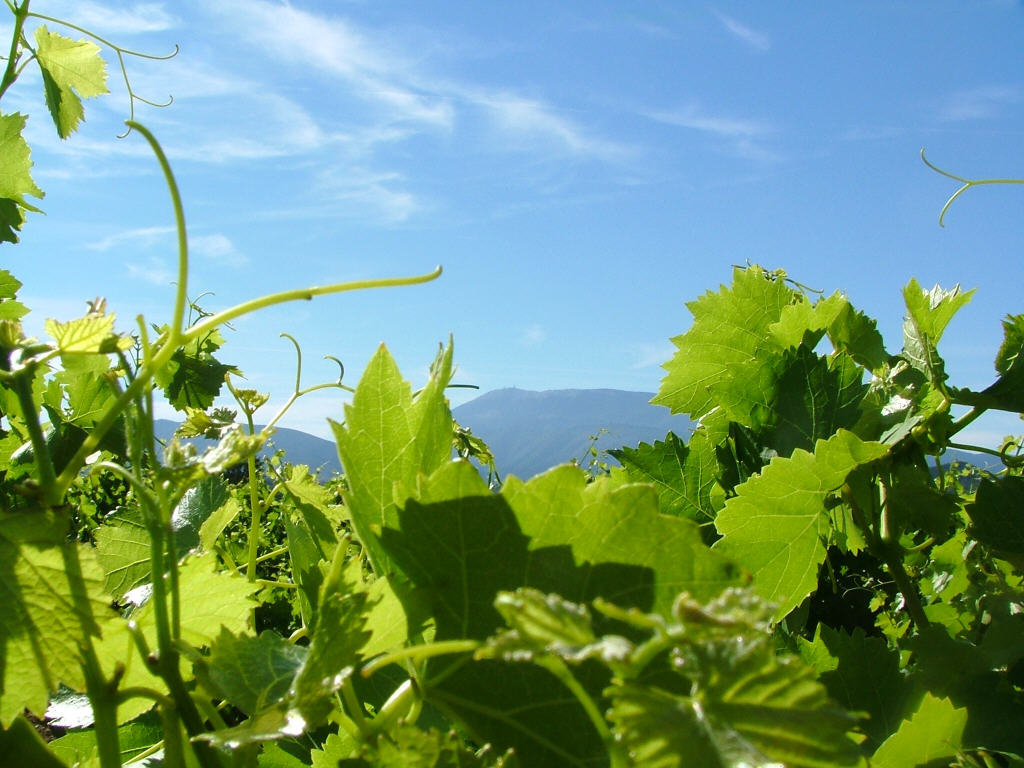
[4,1,1024,445]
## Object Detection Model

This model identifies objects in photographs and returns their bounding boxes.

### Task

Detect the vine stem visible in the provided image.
[361,639,481,677]
[0,0,28,99]
[50,123,442,503]
[921,149,1024,226]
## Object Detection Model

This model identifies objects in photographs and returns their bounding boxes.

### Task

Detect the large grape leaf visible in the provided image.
[966,476,1024,557]
[0,113,44,243]
[764,348,867,456]
[609,429,720,531]
[870,694,966,768]
[34,26,109,139]
[799,625,913,750]
[605,591,863,768]
[654,265,797,420]
[196,548,371,746]
[92,552,259,723]
[0,511,112,725]
[377,460,738,766]
[332,342,454,577]
[714,430,888,620]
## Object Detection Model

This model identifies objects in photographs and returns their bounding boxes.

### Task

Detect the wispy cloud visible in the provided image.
[88,226,246,268]
[714,11,771,52]
[126,255,174,284]
[520,323,546,347]
[210,0,454,129]
[472,92,632,161]
[192,234,247,266]
[646,103,780,162]
[631,340,676,370]
[34,2,178,35]
[311,167,422,223]
[648,104,770,138]
[205,0,629,164]
[938,85,1021,121]
[87,225,175,251]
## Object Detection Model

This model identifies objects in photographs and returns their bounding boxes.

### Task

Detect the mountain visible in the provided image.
[153,420,341,476]
[451,388,694,480]
[154,388,690,482]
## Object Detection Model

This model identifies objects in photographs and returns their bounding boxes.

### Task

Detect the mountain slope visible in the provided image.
[452,388,694,480]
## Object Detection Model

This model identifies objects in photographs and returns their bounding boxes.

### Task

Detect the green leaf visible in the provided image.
[770,291,849,350]
[155,348,235,411]
[332,341,454,577]
[714,430,889,620]
[377,460,737,766]
[0,113,44,243]
[480,587,632,666]
[828,302,889,373]
[45,312,128,355]
[93,507,151,600]
[196,629,307,716]
[654,265,797,420]
[34,26,109,139]
[799,625,913,750]
[871,694,966,768]
[609,429,720,532]
[0,715,67,768]
[765,348,867,456]
[0,513,111,725]
[958,313,1024,412]
[0,268,27,319]
[196,546,371,746]
[92,552,258,723]
[902,279,974,382]
[966,476,1024,557]
[606,591,863,768]
[337,724,517,768]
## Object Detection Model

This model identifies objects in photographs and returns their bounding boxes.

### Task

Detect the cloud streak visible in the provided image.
[714,12,771,52]
[938,85,1020,122]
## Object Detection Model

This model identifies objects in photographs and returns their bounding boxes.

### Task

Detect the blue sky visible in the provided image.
[5,1,1024,444]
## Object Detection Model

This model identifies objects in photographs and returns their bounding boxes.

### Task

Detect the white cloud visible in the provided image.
[631,340,676,369]
[33,2,178,35]
[203,1,628,165]
[126,255,174,284]
[520,323,546,347]
[646,104,780,162]
[648,104,771,138]
[312,167,422,223]
[472,92,632,161]
[192,234,246,266]
[87,225,175,251]
[209,0,454,129]
[714,12,771,52]
[938,85,1021,121]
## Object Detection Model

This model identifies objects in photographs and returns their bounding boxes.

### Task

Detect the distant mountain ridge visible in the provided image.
[451,388,694,480]
[154,388,693,481]
[157,389,1003,483]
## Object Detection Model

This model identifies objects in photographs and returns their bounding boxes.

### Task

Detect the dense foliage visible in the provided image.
[1,3,1022,766]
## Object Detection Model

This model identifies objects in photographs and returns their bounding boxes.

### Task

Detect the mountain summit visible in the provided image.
[451,388,694,479]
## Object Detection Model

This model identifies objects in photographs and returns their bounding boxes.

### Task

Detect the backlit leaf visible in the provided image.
[34,26,109,138]
[714,430,888,620]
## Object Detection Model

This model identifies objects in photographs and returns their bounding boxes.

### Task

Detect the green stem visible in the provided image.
[361,639,480,677]
[0,0,28,100]
[11,364,59,503]
[125,122,188,342]
[535,656,621,763]
[183,266,443,346]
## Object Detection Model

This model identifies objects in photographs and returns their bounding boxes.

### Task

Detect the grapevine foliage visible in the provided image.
[1,3,1023,767]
